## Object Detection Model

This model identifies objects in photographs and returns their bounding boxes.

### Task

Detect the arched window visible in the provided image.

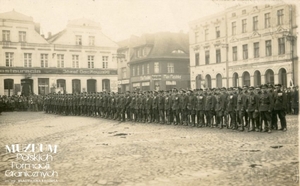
[265,69,274,85]
[205,75,212,88]
[87,79,96,93]
[242,71,250,86]
[232,73,239,87]
[102,79,110,91]
[254,70,261,86]
[196,74,202,89]
[72,79,81,94]
[216,74,222,88]
[57,79,66,94]
[4,79,14,96]
[278,68,287,88]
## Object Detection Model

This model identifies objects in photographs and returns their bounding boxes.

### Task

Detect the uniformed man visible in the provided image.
[152,91,158,123]
[187,90,196,126]
[158,90,165,124]
[237,87,247,131]
[145,91,153,123]
[245,86,259,132]
[204,88,215,127]
[195,89,204,127]
[164,90,172,124]
[172,88,180,125]
[259,84,273,133]
[274,84,287,131]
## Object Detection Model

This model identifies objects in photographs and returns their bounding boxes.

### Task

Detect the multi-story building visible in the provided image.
[117,32,190,92]
[189,3,298,89]
[0,10,118,96]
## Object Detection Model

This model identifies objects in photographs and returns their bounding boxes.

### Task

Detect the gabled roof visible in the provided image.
[0,10,33,22]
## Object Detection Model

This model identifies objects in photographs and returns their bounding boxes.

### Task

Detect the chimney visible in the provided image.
[48,32,52,38]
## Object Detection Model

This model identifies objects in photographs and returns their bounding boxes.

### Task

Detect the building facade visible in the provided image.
[0,11,118,96]
[189,3,298,89]
[117,32,190,92]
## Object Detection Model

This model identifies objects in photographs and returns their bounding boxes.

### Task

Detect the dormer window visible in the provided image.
[242,10,246,14]
[76,35,82,45]
[232,13,236,17]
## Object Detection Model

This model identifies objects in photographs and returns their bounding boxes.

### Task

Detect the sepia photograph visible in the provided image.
[0,0,299,185]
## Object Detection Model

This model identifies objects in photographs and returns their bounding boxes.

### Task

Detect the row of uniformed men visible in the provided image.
[44,83,288,133]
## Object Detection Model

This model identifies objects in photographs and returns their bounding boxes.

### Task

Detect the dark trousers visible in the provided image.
[260,111,271,130]
[274,110,287,129]
[196,110,205,126]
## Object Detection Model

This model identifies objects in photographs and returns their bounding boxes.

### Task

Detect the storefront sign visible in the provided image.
[164,75,181,80]
[132,83,140,87]
[141,82,150,86]
[0,67,117,75]
[166,81,176,85]
[121,79,130,84]
[140,76,151,81]
[152,74,161,81]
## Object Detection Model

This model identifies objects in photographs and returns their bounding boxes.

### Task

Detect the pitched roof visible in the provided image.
[0,10,33,22]
[47,30,66,43]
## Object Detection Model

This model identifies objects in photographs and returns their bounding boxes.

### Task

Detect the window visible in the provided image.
[132,66,136,76]
[122,68,127,78]
[254,42,259,58]
[242,19,247,33]
[266,40,272,56]
[167,63,174,73]
[147,64,150,74]
[88,55,94,68]
[76,35,82,45]
[253,16,258,31]
[232,13,236,17]
[195,31,199,43]
[265,13,270,28]
[89,36,95,46]
[102,56,108,68]
[57,54,64,68]
[72,55,79,68]
[205,51,210,64]
[232,46,237,61]
[242,10,246,14]
[2,30,10,41]
[232,22,236,35]
[216,26,220,38]
[142,65,145,75]
[154,62,160,73]
[24,53,32,67]
[216,49,221,63]
[205,29,209,41]
[19,31,26,42]
[243,44,248,59]
[137,65,140,75]
[195,53,199,66]
[5,52,13,67]
[277,9,284,25]
[278,38,285,55]
[142,48,146,56]
[40,54,48,67]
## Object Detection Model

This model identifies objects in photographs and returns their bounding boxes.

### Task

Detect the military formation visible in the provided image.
[41,84,299,133]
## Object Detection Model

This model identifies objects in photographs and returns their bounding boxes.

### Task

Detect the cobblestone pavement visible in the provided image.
[0,112,299,186]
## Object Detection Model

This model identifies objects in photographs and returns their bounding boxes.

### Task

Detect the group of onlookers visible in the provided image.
[0,94,44,114]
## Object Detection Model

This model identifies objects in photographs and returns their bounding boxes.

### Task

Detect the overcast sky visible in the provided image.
[0,0,296,42]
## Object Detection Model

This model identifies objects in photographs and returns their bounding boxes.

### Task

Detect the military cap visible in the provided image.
[261,84,268,89]
[228,87,233,91]
[188,89,193,93]
[249,86,255,90]
[199,88,203,91]
[243,85,248,89]
[275,84,282,87]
